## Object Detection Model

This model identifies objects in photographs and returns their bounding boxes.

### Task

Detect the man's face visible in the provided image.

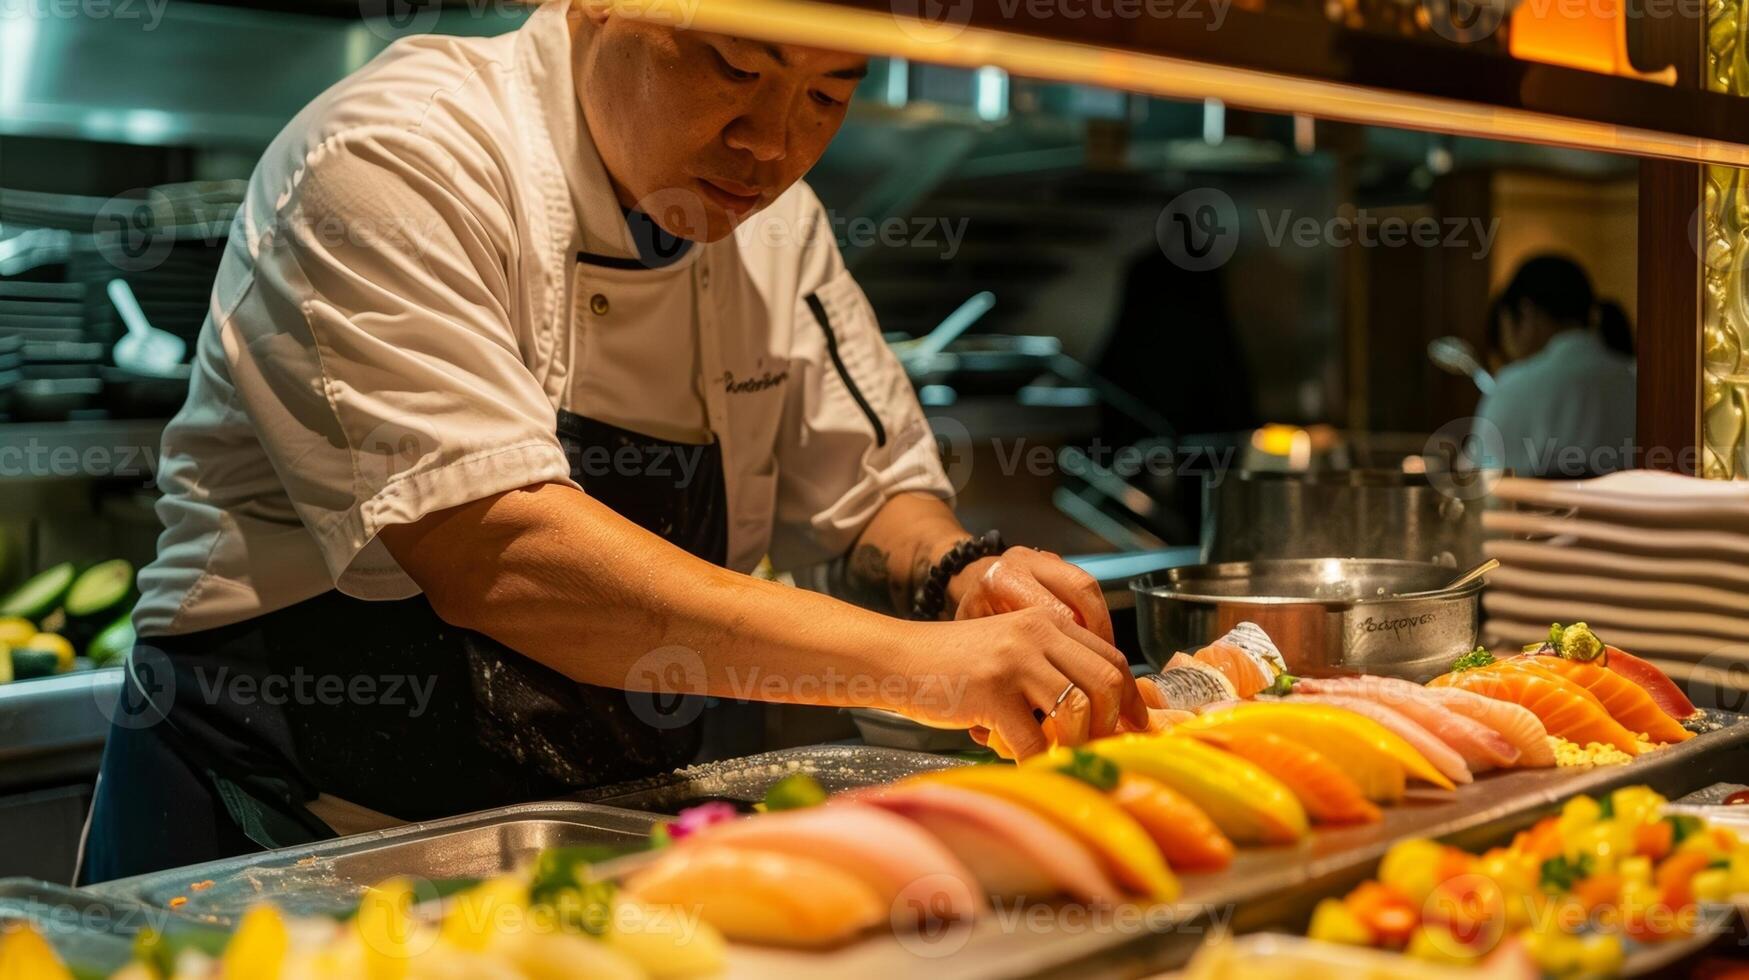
[574,11,867,243]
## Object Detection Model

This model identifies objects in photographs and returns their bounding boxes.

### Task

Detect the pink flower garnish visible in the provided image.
[667,801,739,840]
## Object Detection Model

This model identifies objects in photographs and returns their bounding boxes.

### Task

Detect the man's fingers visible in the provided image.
[1022,553,1116,645]
[967,725,991,746]
[1043,636,1126,738]
[990,702,1049,760]
[1058,620,1148,731]
[986,563,1079,627]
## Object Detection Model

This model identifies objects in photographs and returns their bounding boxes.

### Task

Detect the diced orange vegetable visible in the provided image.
[1571,873,1622,913]
[1656,850,1713,891]
[1514,816,1564,861]
[1635,821,1673,861]
[1346,881,1419,948]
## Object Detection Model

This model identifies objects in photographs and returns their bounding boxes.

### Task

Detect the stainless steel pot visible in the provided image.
[1132,558,1482,682]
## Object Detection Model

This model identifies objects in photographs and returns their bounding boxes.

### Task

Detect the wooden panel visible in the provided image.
[1636,159,1702,473]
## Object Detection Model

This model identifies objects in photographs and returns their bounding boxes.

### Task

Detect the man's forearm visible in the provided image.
[380,482,932,711]
[829,492,972,617]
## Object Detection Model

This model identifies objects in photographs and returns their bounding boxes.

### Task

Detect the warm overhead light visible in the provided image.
[604,0,1749,167]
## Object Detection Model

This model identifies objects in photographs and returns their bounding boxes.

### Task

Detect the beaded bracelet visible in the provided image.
[911,529,1005,621]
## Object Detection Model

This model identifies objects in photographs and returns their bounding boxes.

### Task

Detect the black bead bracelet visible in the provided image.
[911,530,1005,621]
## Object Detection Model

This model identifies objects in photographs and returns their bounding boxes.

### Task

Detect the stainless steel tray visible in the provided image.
[87,801,661,928]
[572,744,970,813]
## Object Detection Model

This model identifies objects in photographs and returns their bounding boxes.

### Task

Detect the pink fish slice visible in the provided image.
[1294,676,1519,771]
[1283,693,1473,785]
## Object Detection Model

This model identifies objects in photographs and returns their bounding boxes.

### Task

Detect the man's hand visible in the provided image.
[947,546,1116,645]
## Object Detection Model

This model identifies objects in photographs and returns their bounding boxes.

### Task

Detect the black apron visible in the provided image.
[81,411,726,883]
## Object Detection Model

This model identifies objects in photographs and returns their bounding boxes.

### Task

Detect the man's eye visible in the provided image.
[712,49,758,82]
[811,91,844,108]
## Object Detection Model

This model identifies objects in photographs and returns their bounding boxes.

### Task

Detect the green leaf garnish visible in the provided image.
[1263,673,1299,697]
[1453,648,1497,672]
[1055,748,1120,792]
[762,773,828,812]
[1539,853,1593,892]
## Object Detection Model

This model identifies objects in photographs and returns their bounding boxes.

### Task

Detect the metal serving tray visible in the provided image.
[88,801,661,928]
[572,744,969,814]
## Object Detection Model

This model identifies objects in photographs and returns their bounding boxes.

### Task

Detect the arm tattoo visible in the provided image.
[830,543,913,614]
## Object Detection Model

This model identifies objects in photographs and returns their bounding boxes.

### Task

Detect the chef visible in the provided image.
[79,0,1142,882]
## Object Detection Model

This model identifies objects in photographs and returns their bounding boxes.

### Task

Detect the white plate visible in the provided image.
[1484,538,1749,592]
[1483,510,1749,561]
[1484,565,1749,617]
[1488,474,1749,532]
[1484,616,1749,662]
[1483,592,1749,643]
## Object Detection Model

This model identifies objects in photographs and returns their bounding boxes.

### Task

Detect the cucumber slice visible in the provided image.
[86,615,135,667]
[0,563,75,620]
[64,559,134,618]
[0,646,12,684]
[11,648,61,680]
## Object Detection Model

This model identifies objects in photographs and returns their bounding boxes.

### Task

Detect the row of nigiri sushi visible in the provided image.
[623,711,1469,949]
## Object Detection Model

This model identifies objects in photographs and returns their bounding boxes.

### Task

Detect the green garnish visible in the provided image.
[1055,748,1120,792]
[1263,673,1299,697]
[1539,853,1594,892]
[1453,648,1497,672]
[1597,795,1615,819]
[648,823,672,849]
[1670,814,1706,845]
[529,847,619,937]
[762,773,828,812]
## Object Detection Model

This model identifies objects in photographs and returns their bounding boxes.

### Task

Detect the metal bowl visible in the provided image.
[1132,558,1482,682]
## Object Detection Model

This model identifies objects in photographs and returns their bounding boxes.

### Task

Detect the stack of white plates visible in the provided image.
[1481,472,1749,680]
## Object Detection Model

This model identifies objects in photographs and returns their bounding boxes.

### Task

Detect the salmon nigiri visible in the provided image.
[1416,685,1556,768]
[1108,773,1236,870]
[1509,655,1693,744]
[1430,664,1645,755]
[1293,676,1519,771]
[1280,694,1473,786]
[1602,646,1700,720]
[1186,728,1381,824]
[1179,622,1285,698]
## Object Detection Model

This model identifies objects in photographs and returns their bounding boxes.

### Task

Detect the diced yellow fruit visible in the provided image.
[441,876,527,952]
[1576,934,1625,975]
[490,929,644,980]
[0,927,72,980]
[1306,898,1374,947]
[223,905,290,980]
[1405,924,1480,965]
[1619,856,1653,885]
[1520,927,1583,975]
[1729,852,1749,896]
[25,633,74,673]
[1378,839,1445,904]
[1693,868,1731,904]
[1559,795,1600,834]
[354,878,432,979]
[1609,787,1666,827]
[606,901,727,980]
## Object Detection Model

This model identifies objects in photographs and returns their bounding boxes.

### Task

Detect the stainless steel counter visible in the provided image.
[0,670,121,790]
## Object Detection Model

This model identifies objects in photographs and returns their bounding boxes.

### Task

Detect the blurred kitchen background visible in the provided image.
[0,0,1639,876]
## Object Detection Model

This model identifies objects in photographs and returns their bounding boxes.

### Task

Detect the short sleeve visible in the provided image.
[769,235,952,569]
[220,128,573,598]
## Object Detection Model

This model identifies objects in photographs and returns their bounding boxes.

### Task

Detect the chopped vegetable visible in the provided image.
[1451,648,1496,672]
[1261,673,1298,697]
[1054,747,1120,792]
[1538,854,1592,893]
[1549,622,1606,663]
[762,773,827,811]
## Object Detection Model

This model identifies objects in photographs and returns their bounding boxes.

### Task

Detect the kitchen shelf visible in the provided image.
[0,420,167,483]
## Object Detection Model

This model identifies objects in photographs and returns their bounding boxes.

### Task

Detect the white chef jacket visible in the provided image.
[1475,329,1637,477]
[134,0,950,636]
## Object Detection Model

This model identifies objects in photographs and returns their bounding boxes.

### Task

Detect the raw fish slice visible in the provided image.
[1178,702,1414,802]
[1417,686,1556,768]
[1193,644,1271,698]
[1429,665,1644,755]
[1186,728,1381,824]
[860,783,1122,903]
[1141,663,1237,711]
[626,844,885,948]
[689,802,987,921]
[1211,622,1287,675]
[1294,676,1519,770]
[1282,694,1473,785]
[1508,655,1692,743]
[1108,773,1236,871]
[1492,659,1609,711]
[1603,646,1700,720]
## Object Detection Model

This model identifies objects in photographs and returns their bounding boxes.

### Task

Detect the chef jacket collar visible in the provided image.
[518,0,701,270]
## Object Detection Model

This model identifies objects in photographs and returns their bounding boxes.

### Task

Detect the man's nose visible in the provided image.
[724,92,791,163]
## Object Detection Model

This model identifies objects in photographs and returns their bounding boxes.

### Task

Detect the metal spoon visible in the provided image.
[1395,557,1500,598]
